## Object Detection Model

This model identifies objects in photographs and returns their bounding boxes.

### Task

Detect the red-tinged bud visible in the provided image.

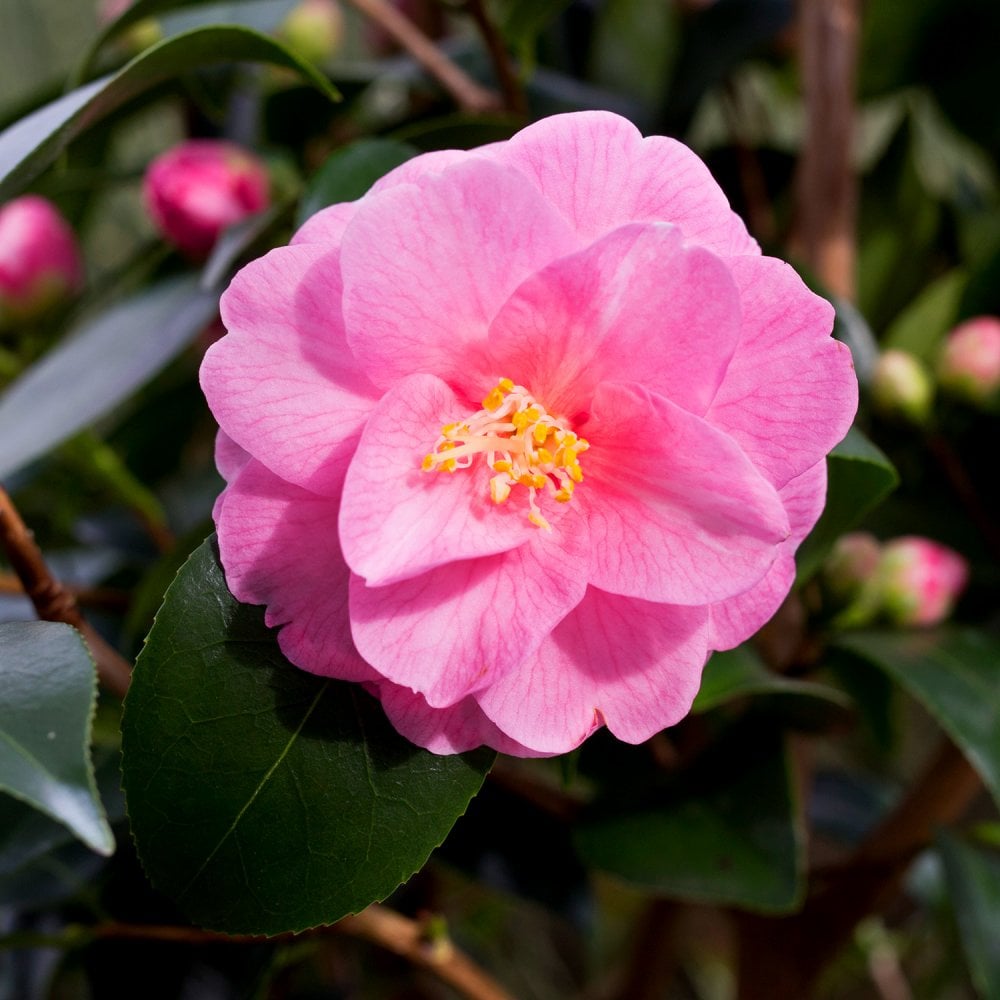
[280,0,344,65]
[0,196,84,330]
[871,349,934,425]
[823,531,882,605]
[937,316,1000,406]
[143,141,270,260]
[876,537,968,628]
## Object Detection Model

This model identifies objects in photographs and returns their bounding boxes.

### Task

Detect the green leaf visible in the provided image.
[938,831,1000,999]
[835,629,1000,808]
[122,538,493,935]
[0,276,219,480]
[499,0,573,70]
[693,645,851,722]
[0,25,338,201]
[795,428,898,583]
[295,138,419,229]
[882,268,968,363]
[0,621,113,857]
[575,725,803,912]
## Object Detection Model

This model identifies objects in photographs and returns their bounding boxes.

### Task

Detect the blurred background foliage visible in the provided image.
[1,1,999,998]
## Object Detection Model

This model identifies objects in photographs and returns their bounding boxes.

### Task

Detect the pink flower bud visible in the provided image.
[871,349,934,425]
[0,196,84,329]
[937,316,1000,406]
[876,537,968,628]
[143,141,270,260]
[823,531,882,604]
[280,0,344,65]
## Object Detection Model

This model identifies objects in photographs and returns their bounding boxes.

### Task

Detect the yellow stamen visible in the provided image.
[422,377,589,528]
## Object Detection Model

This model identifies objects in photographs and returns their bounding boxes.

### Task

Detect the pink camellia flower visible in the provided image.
[937,316,1000,406]
[143,140,270,259]
[0,195,83,329]
[201,112,858,756]
[876,537,968,628]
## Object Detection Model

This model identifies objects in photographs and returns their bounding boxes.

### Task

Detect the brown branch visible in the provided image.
[337,904,516,1000]
[0,572,130,611]
[345,0,501,113]
[78,905,516,1000]
[736,738,982,999]
[0,485,131,698]
[462,0,527,114]
[792,0,860,300]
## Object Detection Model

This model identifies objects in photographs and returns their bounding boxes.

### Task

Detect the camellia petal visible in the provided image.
[708,460,828,650]
[475,590,709,754]
[707,256,858,489]
[349,513,588,709]
[339,157,578,392]
[202,244,381,496]
[582,382,790,604]
[216,458,376,683]
[484,222,742,418]
[491,110,758,256]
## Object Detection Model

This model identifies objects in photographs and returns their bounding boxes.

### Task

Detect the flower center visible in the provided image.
[422,377,589,530]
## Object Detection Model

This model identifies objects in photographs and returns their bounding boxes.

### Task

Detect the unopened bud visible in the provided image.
[937,316,1000,406]
[0,196,83,329]
[280,0,344,65]
[143,140,270,260]
[823,532,882,605]
[871,350,934,425]
[876,536,968,628]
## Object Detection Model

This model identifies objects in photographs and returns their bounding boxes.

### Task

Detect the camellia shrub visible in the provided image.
[0,2,998,998]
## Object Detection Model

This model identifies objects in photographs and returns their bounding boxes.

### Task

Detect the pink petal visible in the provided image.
[339,374,545,586]
[709,460,828,649]
[349,511,588,708]
[290,201,358,246]
[374,680,538,756]
[492,111,757,256]
[211,431,251,523]
[581,382,789,604]
[216,458,376,682]
[476,589,709,754]
[485,222,741,418]
[367,149,480,194]
[202,243,381,496]
[707,256,858,490]
[339,157,578,392]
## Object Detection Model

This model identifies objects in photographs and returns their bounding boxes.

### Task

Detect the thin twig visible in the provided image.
[337,905,516,1000]
[345,0,501,112]
[0,485,131,698]
[0,572,130,611]
[792,0,860,300]
[462,0,527,114]
[3,906,515,1000]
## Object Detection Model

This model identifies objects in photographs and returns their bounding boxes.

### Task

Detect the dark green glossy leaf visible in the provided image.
[295,138,418,228]
[938,831,1000,999]
[0,25,338,200]
[575,725,803,912]
[0,622,113,857]
[693,645,851,719]
[795,428,898,583]
[122,539,493,935]
[835,629,1000,808]
[0,276,219,480]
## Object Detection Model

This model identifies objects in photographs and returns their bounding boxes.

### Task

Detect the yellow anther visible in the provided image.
[528,510,552,531]
[490,475,512,504]
[492,459,512,473]
[568,463,583,483]
[498,377,515,392]
[555,488,573,503]
[483,387,505,411]
[532,423,549,444]
[535,448,553,465]
[421,454,435,471]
